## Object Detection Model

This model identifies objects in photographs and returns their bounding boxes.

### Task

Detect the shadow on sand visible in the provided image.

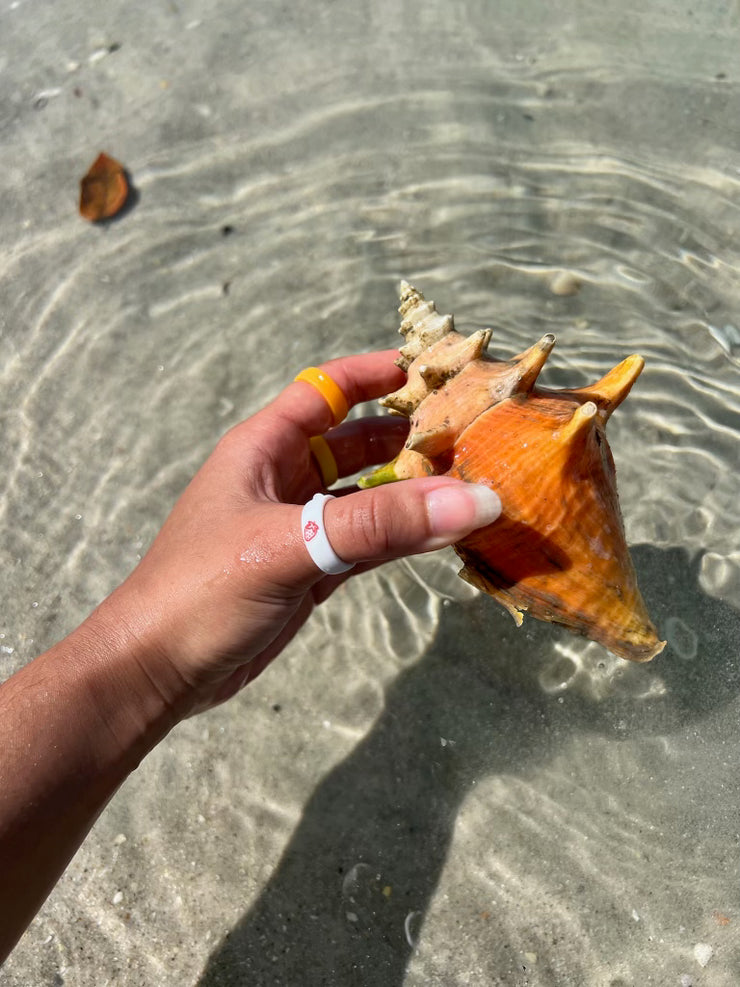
[197,545,740,986]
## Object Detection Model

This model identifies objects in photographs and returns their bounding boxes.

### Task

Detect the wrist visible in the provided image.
[63,590,188,769]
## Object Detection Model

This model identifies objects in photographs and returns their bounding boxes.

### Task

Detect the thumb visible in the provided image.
[315,476,502,569]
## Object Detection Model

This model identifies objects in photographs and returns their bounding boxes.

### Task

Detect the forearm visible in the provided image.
[0,598,179,962]
[0,346,503,965]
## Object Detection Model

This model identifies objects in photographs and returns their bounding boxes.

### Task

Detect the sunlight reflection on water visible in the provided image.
[2,0,740,984]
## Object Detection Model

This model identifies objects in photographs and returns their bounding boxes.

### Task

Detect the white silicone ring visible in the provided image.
[301,493,354,575]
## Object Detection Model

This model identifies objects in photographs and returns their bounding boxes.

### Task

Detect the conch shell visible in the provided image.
[360,282,665,663]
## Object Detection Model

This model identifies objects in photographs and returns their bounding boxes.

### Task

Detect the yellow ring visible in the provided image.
[294,367,349,426]
[309,435,339,488]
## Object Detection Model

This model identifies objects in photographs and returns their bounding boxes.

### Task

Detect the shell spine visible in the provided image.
[361,282,665,663]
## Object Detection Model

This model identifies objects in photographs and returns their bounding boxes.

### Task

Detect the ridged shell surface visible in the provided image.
[360,283,665,663]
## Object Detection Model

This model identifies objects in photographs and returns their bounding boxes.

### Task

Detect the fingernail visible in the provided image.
[425,482,502,546]
[466,484,503,526]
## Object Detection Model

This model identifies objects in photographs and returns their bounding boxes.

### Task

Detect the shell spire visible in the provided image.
[380,328,492,416]
[396,281,457,371]
[359,282,665,663]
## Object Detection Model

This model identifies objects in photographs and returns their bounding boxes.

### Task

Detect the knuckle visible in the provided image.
[354,490,394,558]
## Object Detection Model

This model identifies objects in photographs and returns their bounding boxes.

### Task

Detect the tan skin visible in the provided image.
[0,349,501,962]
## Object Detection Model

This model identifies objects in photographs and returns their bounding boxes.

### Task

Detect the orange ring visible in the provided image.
[309,435,338,487]
[294,367,349,426]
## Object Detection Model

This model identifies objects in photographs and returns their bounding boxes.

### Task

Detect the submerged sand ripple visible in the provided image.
[2,0,740,984]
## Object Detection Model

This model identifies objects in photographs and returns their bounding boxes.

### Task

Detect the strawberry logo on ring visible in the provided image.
[303,520,319,542]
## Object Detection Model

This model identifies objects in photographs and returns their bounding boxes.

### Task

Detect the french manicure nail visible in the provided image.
[465,483,503,527]
[425,482,502,543]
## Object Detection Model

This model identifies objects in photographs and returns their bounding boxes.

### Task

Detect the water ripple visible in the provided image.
[2,4,740,984]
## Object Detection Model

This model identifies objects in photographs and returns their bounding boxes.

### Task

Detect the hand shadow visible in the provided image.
[197,545,740,987]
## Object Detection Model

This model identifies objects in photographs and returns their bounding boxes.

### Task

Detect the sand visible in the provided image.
[2,0,740,983]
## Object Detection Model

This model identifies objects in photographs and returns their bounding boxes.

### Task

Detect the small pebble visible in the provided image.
[549,271,582,296]
[113,833,126,845]
[693,942,713,967]
[112,891,123,905]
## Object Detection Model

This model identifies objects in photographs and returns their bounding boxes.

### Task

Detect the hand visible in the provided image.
[0,348,502,960]
[97,349,502,717]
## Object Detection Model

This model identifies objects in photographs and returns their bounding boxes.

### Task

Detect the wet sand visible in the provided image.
[2,0,740,984]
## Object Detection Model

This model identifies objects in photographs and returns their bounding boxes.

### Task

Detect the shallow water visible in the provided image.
[1,0,740,984]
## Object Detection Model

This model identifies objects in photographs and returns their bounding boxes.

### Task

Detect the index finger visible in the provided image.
[268,349,406,436]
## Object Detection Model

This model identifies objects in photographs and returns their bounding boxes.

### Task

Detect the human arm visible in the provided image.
[0,349,501,961]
